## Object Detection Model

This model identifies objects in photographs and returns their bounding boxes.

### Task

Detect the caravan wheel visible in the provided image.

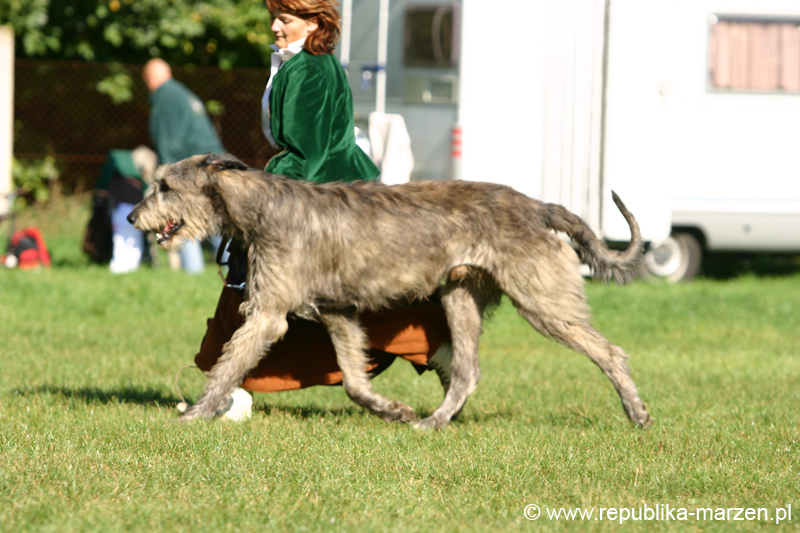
[643,232,702,283]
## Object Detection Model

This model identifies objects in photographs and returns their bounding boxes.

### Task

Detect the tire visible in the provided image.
[642,232,703,283]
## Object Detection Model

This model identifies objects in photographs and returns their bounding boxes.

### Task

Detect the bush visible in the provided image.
[12,156,60,209]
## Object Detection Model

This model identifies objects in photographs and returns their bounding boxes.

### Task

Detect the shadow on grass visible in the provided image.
[457,408,602,428]
[701,252,800,280]
[256,403,604,428]
[257,403,362,419]
[12,385,179,407]
[12,385,365,418]
[255,404,549,428]
[11,386,610,429]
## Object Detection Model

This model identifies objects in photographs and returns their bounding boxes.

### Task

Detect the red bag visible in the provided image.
[2,227,51,269]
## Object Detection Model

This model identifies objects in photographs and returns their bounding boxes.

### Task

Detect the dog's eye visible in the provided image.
[159,181,171,193]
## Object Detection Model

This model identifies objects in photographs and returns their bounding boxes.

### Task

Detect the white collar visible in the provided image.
[271,38,306,64]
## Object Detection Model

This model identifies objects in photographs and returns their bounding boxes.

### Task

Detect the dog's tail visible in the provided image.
[544,191,643,284]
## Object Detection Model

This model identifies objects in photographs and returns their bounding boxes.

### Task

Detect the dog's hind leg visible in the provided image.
[500,247,652,427]
[413,278,492,430]
[320,311,418,423]
[518,308,652,427]
[179,311,289,422]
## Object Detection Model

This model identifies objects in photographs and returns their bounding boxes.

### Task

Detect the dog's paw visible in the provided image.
[411,416,448,431]
[633,410,653,429]
[384,401,417,423]
[623,400,653,428]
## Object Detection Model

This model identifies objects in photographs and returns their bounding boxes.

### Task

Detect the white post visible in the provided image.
[375,0,389,114]
[340,0,352,69]
[0,26,13,218]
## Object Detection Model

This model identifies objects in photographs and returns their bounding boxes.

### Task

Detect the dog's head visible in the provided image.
[127,153,254,250]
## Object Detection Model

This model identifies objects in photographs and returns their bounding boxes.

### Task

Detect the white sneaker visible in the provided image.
[219,387,253,421]
[427,342,453,393]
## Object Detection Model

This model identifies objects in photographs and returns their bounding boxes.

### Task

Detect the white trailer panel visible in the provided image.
[457,0,544,200]
[604,0,800,251]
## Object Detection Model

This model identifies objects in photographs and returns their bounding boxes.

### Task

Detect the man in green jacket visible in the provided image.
[143,58,225,272]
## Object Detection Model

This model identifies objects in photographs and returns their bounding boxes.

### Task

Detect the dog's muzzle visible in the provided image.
[126,210,184,245]
[156,219,184,244]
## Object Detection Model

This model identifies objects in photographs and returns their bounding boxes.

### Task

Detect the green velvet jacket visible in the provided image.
[266,50,379,183]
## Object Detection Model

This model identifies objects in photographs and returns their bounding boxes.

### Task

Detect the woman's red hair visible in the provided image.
[266,0,341,55]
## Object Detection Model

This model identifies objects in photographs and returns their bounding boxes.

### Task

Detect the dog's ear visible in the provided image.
[203,153,249,173]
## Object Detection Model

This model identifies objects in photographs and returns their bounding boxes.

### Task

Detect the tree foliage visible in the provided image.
[0,0,275,69]
[12,156,59,206]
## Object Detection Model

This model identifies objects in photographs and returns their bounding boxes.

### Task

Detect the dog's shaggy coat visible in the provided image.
[128,153,652,428]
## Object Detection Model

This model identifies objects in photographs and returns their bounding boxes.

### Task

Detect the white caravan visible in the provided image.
[342,0,800,281]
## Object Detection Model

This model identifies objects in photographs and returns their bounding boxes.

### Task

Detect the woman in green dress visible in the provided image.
[192,0,451,420]
[262,0,379,183]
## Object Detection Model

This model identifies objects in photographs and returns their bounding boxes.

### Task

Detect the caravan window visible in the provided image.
[403,4,459,68]
[709,16,800,91]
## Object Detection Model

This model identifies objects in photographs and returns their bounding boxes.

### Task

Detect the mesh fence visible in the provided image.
[14,59,278,193]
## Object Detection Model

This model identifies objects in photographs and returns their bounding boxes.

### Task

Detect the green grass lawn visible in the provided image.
[1,197,799,531]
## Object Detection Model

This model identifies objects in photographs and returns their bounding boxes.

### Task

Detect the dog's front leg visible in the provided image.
[413,279,487,430]
[319,311,417,423]
[178,311,288,422]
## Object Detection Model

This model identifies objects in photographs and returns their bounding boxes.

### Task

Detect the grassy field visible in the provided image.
[1,196,799,532]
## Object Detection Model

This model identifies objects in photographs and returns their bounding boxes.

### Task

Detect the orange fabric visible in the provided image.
[195,287,450,393]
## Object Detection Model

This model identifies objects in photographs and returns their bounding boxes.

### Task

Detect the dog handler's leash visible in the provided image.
[173,364,201,413]
[173,237,244,414]
[170,240,231,414]
[171,238,253,416]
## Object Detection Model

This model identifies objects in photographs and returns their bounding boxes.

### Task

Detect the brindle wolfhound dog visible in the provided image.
[128,153,652,429]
